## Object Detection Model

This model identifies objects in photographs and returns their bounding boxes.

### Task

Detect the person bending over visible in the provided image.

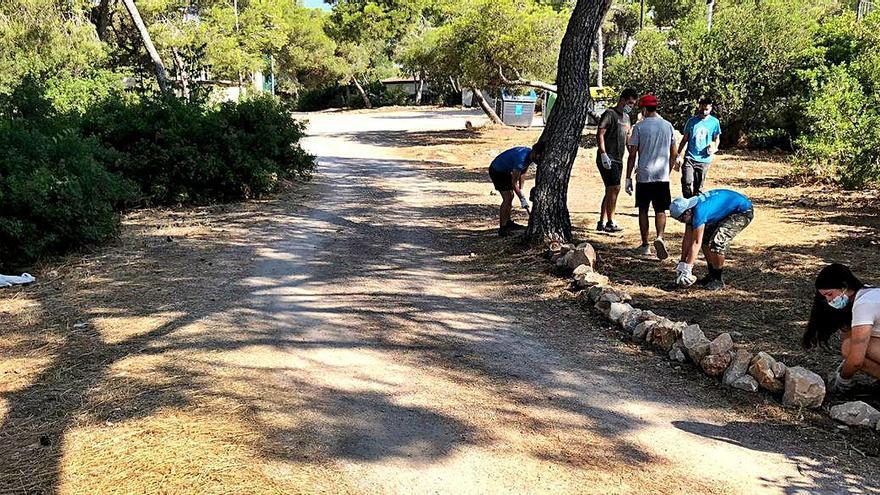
[804,264,880,393]
[488,142,543,237]
[669,189,753,290]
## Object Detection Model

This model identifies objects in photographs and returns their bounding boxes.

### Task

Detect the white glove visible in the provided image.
[676,273,697,287]
[600,153,612,170]
[520,196,530,210]
[676,155,685,165]
[625,178,634,196]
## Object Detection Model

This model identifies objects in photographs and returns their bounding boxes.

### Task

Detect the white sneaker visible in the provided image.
[637,245,651,257]
[654,237,669,260]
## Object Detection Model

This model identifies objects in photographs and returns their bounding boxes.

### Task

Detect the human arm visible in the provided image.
[625,145,637,195]
[681,224,704,266]
[676,133,689,169]
[841,325,873,378]
[597,127,607,155]
[670,140,679,172]
[512,170,529,209]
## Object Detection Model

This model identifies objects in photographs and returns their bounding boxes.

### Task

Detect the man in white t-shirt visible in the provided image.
[625,94,678,260]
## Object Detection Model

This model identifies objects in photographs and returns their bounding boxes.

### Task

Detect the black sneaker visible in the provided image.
[596,221,605,232]
[696,273,714,287]
[507,220,527,231]
[704,278,726,291]
[605,221,623,232]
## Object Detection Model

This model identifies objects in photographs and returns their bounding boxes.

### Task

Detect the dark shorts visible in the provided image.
[596,159,623,188]
[488,167,513,191]
[703,208,754,254]
[681,159,709,198]
[635,181,671,212]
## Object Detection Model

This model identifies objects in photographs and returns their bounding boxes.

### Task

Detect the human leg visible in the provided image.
[499,191,513,228]
[693,165,708,196]
[638,207,650,250]
[681,160,695,198]
[606,185,621,224]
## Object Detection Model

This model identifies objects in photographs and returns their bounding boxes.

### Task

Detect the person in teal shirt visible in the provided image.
[675,98,722,198]
[669,189,753,290]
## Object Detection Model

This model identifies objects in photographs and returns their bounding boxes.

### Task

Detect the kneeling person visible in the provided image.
[669,189,753,290]
[488,143,543,237]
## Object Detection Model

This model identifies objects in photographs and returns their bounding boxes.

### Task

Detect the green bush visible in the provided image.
[83,94,315,205]
[0,81,135,269]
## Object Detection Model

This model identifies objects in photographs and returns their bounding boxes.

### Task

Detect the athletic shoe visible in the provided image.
[696,273,714,287]
[637,244,651,257]
[604,221,623,233]
[507,220,527,231]
[653,237,669,260]
[596,221,605,232]
[704,278,726,291]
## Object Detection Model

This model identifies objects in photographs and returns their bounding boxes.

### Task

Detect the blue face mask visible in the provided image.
[828,293,849,310]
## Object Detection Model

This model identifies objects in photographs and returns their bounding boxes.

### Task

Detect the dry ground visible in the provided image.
[2,108,879,494]
[395,123,880,408]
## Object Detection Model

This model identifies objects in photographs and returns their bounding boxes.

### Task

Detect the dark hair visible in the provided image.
[527,140,545,167]
[699,97,714,105]
[621,88,638,101]
[803,263,865,349]
[643,105,657,113]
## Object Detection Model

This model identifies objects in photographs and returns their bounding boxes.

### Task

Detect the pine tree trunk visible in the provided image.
[595,28,604,87]
[415,71,424,106]
[471,87,503,125]
[120,0,171,94]
[352,78,372,109]
[95,0,112,41]
[528,0,612,243]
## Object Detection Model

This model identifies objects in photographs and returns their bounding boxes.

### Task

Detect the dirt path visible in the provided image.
[2,108,878,494]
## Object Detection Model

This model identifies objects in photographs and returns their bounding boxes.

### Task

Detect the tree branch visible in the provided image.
[497,65,557,93]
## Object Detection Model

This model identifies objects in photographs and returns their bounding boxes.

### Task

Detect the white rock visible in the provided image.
[606,302,634,323]
[681,324,710,364]
[723,348,753,387]
[782,366,825,408]
[633,320,658,342]
[708,333,734,356]
[565,243,597,271]
[597,287,632,304]
[575,272,610,289]
[749,352,784,393]
[730,375,759,392]
[669,343,688,363]
[831,401,880,427]
[573,264,593,276]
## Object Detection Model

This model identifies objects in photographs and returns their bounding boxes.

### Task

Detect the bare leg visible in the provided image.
[654,211,667,239]
[638,207,649,246]
[861,337,880,379]
[499,191,513,228]
[606,186,621,223]
[599,196,607,224]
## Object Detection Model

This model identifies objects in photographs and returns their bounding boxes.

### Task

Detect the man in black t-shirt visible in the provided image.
[596,88,639,232]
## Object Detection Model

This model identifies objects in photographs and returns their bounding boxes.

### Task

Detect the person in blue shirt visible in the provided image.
[669,189,754,290]
[675,98,722,198]
[488,142,543,237]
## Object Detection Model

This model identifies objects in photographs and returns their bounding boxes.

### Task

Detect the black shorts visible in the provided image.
[703,208,754,254]
[635,181,671,212]
[488,167,513,191]
[596,159,623,188]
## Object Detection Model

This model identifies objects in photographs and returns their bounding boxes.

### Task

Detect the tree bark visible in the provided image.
[595,28,604,87]
[471,87,503,125]
[171,47,190,100]
[528,0,612,243]
[352,77,372,109]
[94,0,112,41]
[497,66,558,93]
[415,71,424,106]
[120,0,171,94]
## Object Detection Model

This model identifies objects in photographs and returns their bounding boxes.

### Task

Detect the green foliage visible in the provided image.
[83,94,315,205]
[794,12,880,187]
[0,80,135,269]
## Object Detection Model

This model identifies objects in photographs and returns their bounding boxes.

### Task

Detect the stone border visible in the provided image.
[547,241,832,411]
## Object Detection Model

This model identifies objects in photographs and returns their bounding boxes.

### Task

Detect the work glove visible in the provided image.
[600,153,613,170]
[676,273,697,287]
[520,196,530,210]
[828,361,855,393]
[625,178,634,196]
[675,261,692,276]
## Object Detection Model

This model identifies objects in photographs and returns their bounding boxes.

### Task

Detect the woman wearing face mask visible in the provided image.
[804,263,880,392]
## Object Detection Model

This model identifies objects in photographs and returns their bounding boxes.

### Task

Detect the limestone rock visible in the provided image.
[830,401,880,427]
[709,333,734,356]
[749,352,785,393]
[669,341,688,363]
[575,271,610,289]
[701,351,733,377]
[633,320,658,342]
[621,309,658,333]
[587,285,608,303]
[782,366,825,408]
[650,319,683,352]
[723,348,754,387]
[730,375,759,392]
[573,264,593,276]
[681,324,711,364]
[602,302,633,323]
[565,243,597,271]
[597,287,632,304]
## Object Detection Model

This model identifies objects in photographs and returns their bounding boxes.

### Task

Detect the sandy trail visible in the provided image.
[228,108,859,494]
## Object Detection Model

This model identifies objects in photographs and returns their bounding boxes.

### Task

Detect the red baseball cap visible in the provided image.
[639,94,658,107]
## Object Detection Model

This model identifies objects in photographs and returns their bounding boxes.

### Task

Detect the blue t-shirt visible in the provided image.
[490,147,532,173]
[691,189,752,228]
[683,115,721,164]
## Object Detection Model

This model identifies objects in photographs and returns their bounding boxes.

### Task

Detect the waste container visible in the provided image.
[496,94,536,127]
